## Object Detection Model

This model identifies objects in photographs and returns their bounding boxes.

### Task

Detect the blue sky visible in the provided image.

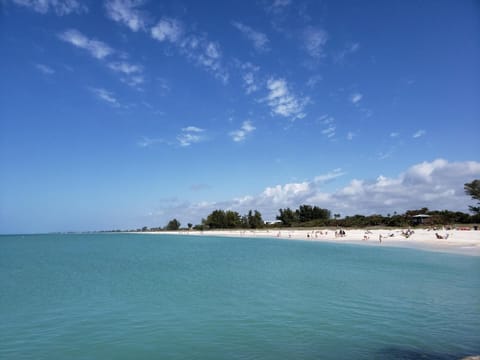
[1,0,479,233]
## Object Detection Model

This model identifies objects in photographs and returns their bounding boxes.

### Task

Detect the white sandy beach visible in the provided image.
[145,227,480,256]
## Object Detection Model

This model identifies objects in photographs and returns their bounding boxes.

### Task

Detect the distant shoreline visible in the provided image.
[139,228,480,256]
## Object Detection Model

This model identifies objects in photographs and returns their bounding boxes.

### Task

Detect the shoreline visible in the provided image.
[140,228,480,256]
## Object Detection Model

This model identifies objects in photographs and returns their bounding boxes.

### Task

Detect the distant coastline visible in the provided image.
[139,227,480,257]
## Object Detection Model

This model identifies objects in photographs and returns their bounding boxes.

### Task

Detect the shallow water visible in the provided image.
[1,233,479,359]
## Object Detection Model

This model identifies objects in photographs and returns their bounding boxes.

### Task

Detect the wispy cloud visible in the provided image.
[105,0,148,32]
[232,21,270,52]
[181,37,229,83]
[138,136,164,148]
[334,42,360,63]
[108,61,142,74]
[230,120,256,142]
[413,129,426,138]
[390,132,400,138]
[306,74,322,88]
[303,27,328,59]
[350,92,363,104]
[34,63,55,75]
[150,18,228,83]
[90,87,120,107]
[59,29,113,59]
[319,115,336,138]
[151,17,184,42]
[346,131,355,140]
[240,62,260,94]
[266,0,291,13]
[314,168,345,183]
[177,126,205,147]
[11,0,87,15]
[108,61,144,89]
[265,77,308,120]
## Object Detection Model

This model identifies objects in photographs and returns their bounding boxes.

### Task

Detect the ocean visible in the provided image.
[0,233,479,359]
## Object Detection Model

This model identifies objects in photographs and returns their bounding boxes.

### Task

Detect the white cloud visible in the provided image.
[35,63,55,75]
[232,21,270,52]
[138,136,164,147]
[265,77,308,120]
[105,0,147,32]
[121,75,144,88]
[239,62,260,94]
[346,131,355,140]
[11,0,87,15]
[303,27,328,59]
[322,125,336,138]
[150,19,228,83]
[177,126,205,147]
[334,42,360,63]
[230,120,256,142]
[155,159,480,225]
[266,0,291,13]
[390,132,400,138]
[59,29,113,59]
[319,114,336,138]
[90,87,119,106]
[108,61,144,89]
[314,168,345,183]
[182,126,204,133]
[243,72,258,94]
[108,61,142,74]
[306,74,322,88]
[350,93,363,104]
[151,17,184,43]
[413,129,426,138]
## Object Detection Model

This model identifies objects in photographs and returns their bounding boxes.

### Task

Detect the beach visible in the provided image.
[147,227,480,256]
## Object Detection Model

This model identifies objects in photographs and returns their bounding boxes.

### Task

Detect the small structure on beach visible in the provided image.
[411,214,431,225]
[264,220,282,226]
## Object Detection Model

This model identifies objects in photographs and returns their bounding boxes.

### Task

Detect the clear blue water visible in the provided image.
[0,233,479,360]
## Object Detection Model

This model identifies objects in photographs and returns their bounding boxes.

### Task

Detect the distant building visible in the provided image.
[265,220,282,225]
[411,214,431,225]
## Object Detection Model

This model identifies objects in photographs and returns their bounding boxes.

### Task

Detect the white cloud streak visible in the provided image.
[413,129,426,138]
[350,93,363,104]
[151,17,184,42]
[150,18,228,83]
[105,0,147,32]
[319,114,336,138]
[303,27,328,59]
[11,0,87,15]
[239,62,260,94]
[90,87,119,106]
[265,78,308,120]
[230,120,256,142]
[108,61,142,74]
[137,136,165,148]
[59,29,113,59]
[334,42,360,63]
[35,63,55,74]
[232,21,270,52]
[177,126,205,147]
[108,61,144,89]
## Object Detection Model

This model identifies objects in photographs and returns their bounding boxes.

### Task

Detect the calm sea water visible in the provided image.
[0,233,479,360]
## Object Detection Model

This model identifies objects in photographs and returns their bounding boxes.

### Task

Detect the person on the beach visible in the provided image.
[379,234,382,243]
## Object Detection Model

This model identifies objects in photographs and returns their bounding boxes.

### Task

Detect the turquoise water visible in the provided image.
[0,233,479,359]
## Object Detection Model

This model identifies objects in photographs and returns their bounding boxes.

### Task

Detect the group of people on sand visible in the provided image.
[306,230,330,238]
[435,232,450,240]
[335,229,346,237]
